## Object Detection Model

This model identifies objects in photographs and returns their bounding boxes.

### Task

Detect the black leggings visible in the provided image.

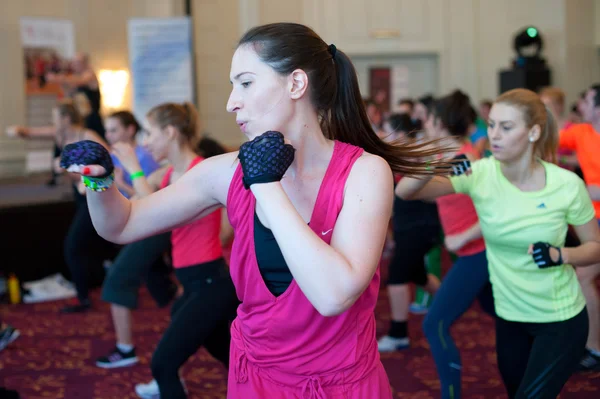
[101,233,175,309]
[495,308,588,399]
[151,259,238,399]
[64,198,116,302]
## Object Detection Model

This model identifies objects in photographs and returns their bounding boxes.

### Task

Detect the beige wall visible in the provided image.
[596,0,600,46]
[564,0,600,105]
[212,0,599,147]
[0,0,183,177]
[191,0,241,147]
[446,0,569,104]
[0,0,183,128]
[1,0,599,156]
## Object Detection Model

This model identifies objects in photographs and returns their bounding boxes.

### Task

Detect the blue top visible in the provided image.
[111,145,160,198]
[470,126,487,144]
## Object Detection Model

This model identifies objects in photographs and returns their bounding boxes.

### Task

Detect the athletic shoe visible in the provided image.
[409,302,430,315]
[377,335,410,352]
[96,347,139,368]
[0,325,20,351]
[60,300,91,314]
[409,292,432,314]
[578,348,600,372]
[135,378,187,399]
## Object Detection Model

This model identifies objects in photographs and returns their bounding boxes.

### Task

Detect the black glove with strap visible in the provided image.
[531,242,564,268]
[238,131,295,189]
[449,154,471,176]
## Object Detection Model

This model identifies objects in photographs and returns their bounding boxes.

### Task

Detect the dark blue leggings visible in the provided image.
[422,250,494,399]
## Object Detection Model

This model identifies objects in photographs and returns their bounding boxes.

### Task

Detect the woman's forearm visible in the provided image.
[86,185,133,243]
[563,241,600,267]
[461,222,482,243]
[395,175,433,200]
[131,177,155,198]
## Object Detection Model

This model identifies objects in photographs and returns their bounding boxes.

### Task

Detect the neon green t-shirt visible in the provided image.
[450,157,594,322]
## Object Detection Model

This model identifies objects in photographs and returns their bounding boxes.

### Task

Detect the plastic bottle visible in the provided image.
[8,274,21,304]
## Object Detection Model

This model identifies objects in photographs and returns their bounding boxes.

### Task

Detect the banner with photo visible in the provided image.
[19,17,76,173]
[127,17,195,124]
[20,17,75,99]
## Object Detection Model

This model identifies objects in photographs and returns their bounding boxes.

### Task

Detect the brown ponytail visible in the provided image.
[238,23,452,176]
[147,102,200,150]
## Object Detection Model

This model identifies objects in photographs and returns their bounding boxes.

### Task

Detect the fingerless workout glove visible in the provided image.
[61,140,115,192]
[238,131,295,189]
[60,140,114,177]
[449,154,471,176]
[531,242,564,268]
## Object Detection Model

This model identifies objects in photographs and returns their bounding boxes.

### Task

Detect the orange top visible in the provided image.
[559,123,600,218]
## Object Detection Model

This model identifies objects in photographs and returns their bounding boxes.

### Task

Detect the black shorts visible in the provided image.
[387,225,441,286]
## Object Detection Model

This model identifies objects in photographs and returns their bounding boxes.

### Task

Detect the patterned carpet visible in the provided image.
[2,279,599,398]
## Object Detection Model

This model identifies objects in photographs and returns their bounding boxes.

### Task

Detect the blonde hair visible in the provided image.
[146,102,200,149]
[539,87,565,109]
[495,88,558,163]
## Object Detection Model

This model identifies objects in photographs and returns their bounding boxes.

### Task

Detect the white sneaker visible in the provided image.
[135,378,187,399]
[377,335,410,352]
[135,379,159,399]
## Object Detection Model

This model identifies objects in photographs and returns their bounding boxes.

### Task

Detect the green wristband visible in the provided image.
[81,173,115,192]
[130,171,144,181]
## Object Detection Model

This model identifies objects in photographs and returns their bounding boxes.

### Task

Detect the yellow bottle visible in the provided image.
[8,274,21,304]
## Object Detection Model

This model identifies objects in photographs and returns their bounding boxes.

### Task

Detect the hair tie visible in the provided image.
[327,44,337,59]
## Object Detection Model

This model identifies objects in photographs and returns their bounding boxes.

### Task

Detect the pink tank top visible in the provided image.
[436,142,485,257]
[226,141,382,392]
[161,157,222,268]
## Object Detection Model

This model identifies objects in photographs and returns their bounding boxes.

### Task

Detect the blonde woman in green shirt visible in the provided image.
[396,88,600,399]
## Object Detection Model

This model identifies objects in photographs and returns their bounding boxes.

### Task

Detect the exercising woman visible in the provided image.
[59,23,452,398]
[397,88,600,398]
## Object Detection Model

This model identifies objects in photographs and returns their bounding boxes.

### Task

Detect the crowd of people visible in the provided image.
[2,22,600,399]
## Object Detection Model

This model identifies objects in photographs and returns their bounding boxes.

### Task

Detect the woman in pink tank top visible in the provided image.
[134,103,238,399]
[62,23,453,398]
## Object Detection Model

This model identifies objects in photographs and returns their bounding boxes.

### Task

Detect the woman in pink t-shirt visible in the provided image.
[398,90,494,399]
[134,103,238,399]
[59,23,455,398]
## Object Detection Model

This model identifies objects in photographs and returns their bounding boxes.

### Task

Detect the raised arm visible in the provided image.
[445,222,482,253]
[47,70,97,88]
[395,175,456,201]
[63,130,109,188]
[6,125,56,139]
[253,154,393,316]
[395,153,473,201]
[61,142,237,244]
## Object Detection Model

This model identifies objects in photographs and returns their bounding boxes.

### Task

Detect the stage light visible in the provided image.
[513,26,543,59]
[499,26,551,95]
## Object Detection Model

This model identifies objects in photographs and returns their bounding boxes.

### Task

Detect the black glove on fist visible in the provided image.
[531,242,564,268]
[449,154,471,176]
[238,131,295,189]
[60,140,114,178]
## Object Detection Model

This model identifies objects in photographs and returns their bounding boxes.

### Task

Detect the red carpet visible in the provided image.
[2,283,599,398]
